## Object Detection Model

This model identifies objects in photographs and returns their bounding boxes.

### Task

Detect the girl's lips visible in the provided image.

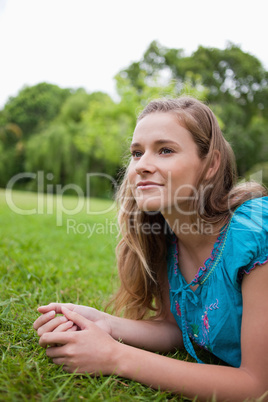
[136,182,164,189]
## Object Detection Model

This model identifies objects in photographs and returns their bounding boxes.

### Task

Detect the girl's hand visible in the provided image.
[39,307,119,375]
[33,303,112,337]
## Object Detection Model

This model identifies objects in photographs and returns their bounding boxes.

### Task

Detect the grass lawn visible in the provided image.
[0,189,212,401]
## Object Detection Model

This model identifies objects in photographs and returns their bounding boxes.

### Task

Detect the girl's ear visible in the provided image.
[205,150,221,180]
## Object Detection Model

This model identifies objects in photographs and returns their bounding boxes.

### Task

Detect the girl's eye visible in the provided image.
[160,148,173,155]
[131,151,143,158]
[131,148,173,158]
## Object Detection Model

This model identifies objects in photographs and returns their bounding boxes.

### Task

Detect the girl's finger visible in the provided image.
[39,332,70,348]
[36,316,68,336]
[37,304,63,313]
[67,325,78,332]
[46,345,67,358]
[33,310,56,330]
[37,303,74,314]
[61,307,89,330]
[53,321,74,332]
[52,358,66,366]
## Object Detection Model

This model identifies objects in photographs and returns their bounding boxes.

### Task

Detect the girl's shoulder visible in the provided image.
[230,196,268,231]
[223,196,268,286]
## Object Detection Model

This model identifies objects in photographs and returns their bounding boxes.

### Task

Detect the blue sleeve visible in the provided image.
[224,196,268,288]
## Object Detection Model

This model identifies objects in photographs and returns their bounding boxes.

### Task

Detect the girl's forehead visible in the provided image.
[136,111,178,127]
[132,113,190,142]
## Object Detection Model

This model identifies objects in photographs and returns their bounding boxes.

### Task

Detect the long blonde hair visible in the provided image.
[109,96,267,320]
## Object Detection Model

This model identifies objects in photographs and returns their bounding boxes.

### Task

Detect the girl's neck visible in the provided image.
[163,209,218,251]
[163,211,221,286]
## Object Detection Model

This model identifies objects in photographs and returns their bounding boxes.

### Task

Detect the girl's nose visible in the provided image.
[135,154,156,175]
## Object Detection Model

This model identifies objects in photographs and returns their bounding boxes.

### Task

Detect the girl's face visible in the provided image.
[127,112,205,217]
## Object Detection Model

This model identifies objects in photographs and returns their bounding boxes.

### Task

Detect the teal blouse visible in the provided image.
[167,196,268,367]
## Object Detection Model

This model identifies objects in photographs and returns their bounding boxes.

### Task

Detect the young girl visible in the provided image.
[33,97,268,401]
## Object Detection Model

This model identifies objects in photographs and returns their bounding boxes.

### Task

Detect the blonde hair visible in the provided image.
[109,96,267,320]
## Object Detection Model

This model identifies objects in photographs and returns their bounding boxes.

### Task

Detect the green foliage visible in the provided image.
[57,89,112,125]
[0,83,72,185]
[58,88,93,123]
[1,83,71,137]
[24,91,122,197]
[25,123,80,188]
[245,162,268,189]
[75,96,127,167]
[0,142,24,188]
[127,40,267,111]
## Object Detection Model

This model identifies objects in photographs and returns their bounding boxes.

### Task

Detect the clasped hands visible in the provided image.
[33,303,119,375]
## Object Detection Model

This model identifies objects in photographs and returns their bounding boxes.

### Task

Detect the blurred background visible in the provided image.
[0,0,267,198]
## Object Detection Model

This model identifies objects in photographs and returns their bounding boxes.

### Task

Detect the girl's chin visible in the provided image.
[136,202,162,212]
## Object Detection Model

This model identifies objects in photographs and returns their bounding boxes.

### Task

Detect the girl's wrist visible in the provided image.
[109,342,144,381]
[109,341,129,377]
[106,314,127,342]
[103,312,116,338]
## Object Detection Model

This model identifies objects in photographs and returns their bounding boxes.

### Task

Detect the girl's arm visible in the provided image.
[34,304,182,352]
[34,306,183,353]
[106,313,183,352]
[39,263,268,401]
[34,277,183,353]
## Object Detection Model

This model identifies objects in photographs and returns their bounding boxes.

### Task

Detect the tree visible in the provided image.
[24,90,118,197]
[57,89,111,124]
[24,123,91,193]
[1,82,71,138]
[122,41,267,114]
[0,83,72,185]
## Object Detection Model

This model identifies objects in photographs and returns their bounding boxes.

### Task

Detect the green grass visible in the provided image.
[0,189,209,401]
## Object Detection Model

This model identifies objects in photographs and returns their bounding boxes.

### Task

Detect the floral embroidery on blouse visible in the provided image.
[175,300,181,317]
[187,300,220,353]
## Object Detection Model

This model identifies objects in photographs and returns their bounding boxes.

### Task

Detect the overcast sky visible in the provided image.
[0,0,267,108]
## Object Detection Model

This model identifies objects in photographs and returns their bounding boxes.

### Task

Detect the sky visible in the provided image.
[0,0,267,108]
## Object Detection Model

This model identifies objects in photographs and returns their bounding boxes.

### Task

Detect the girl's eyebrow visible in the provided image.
[130,139,179,150]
